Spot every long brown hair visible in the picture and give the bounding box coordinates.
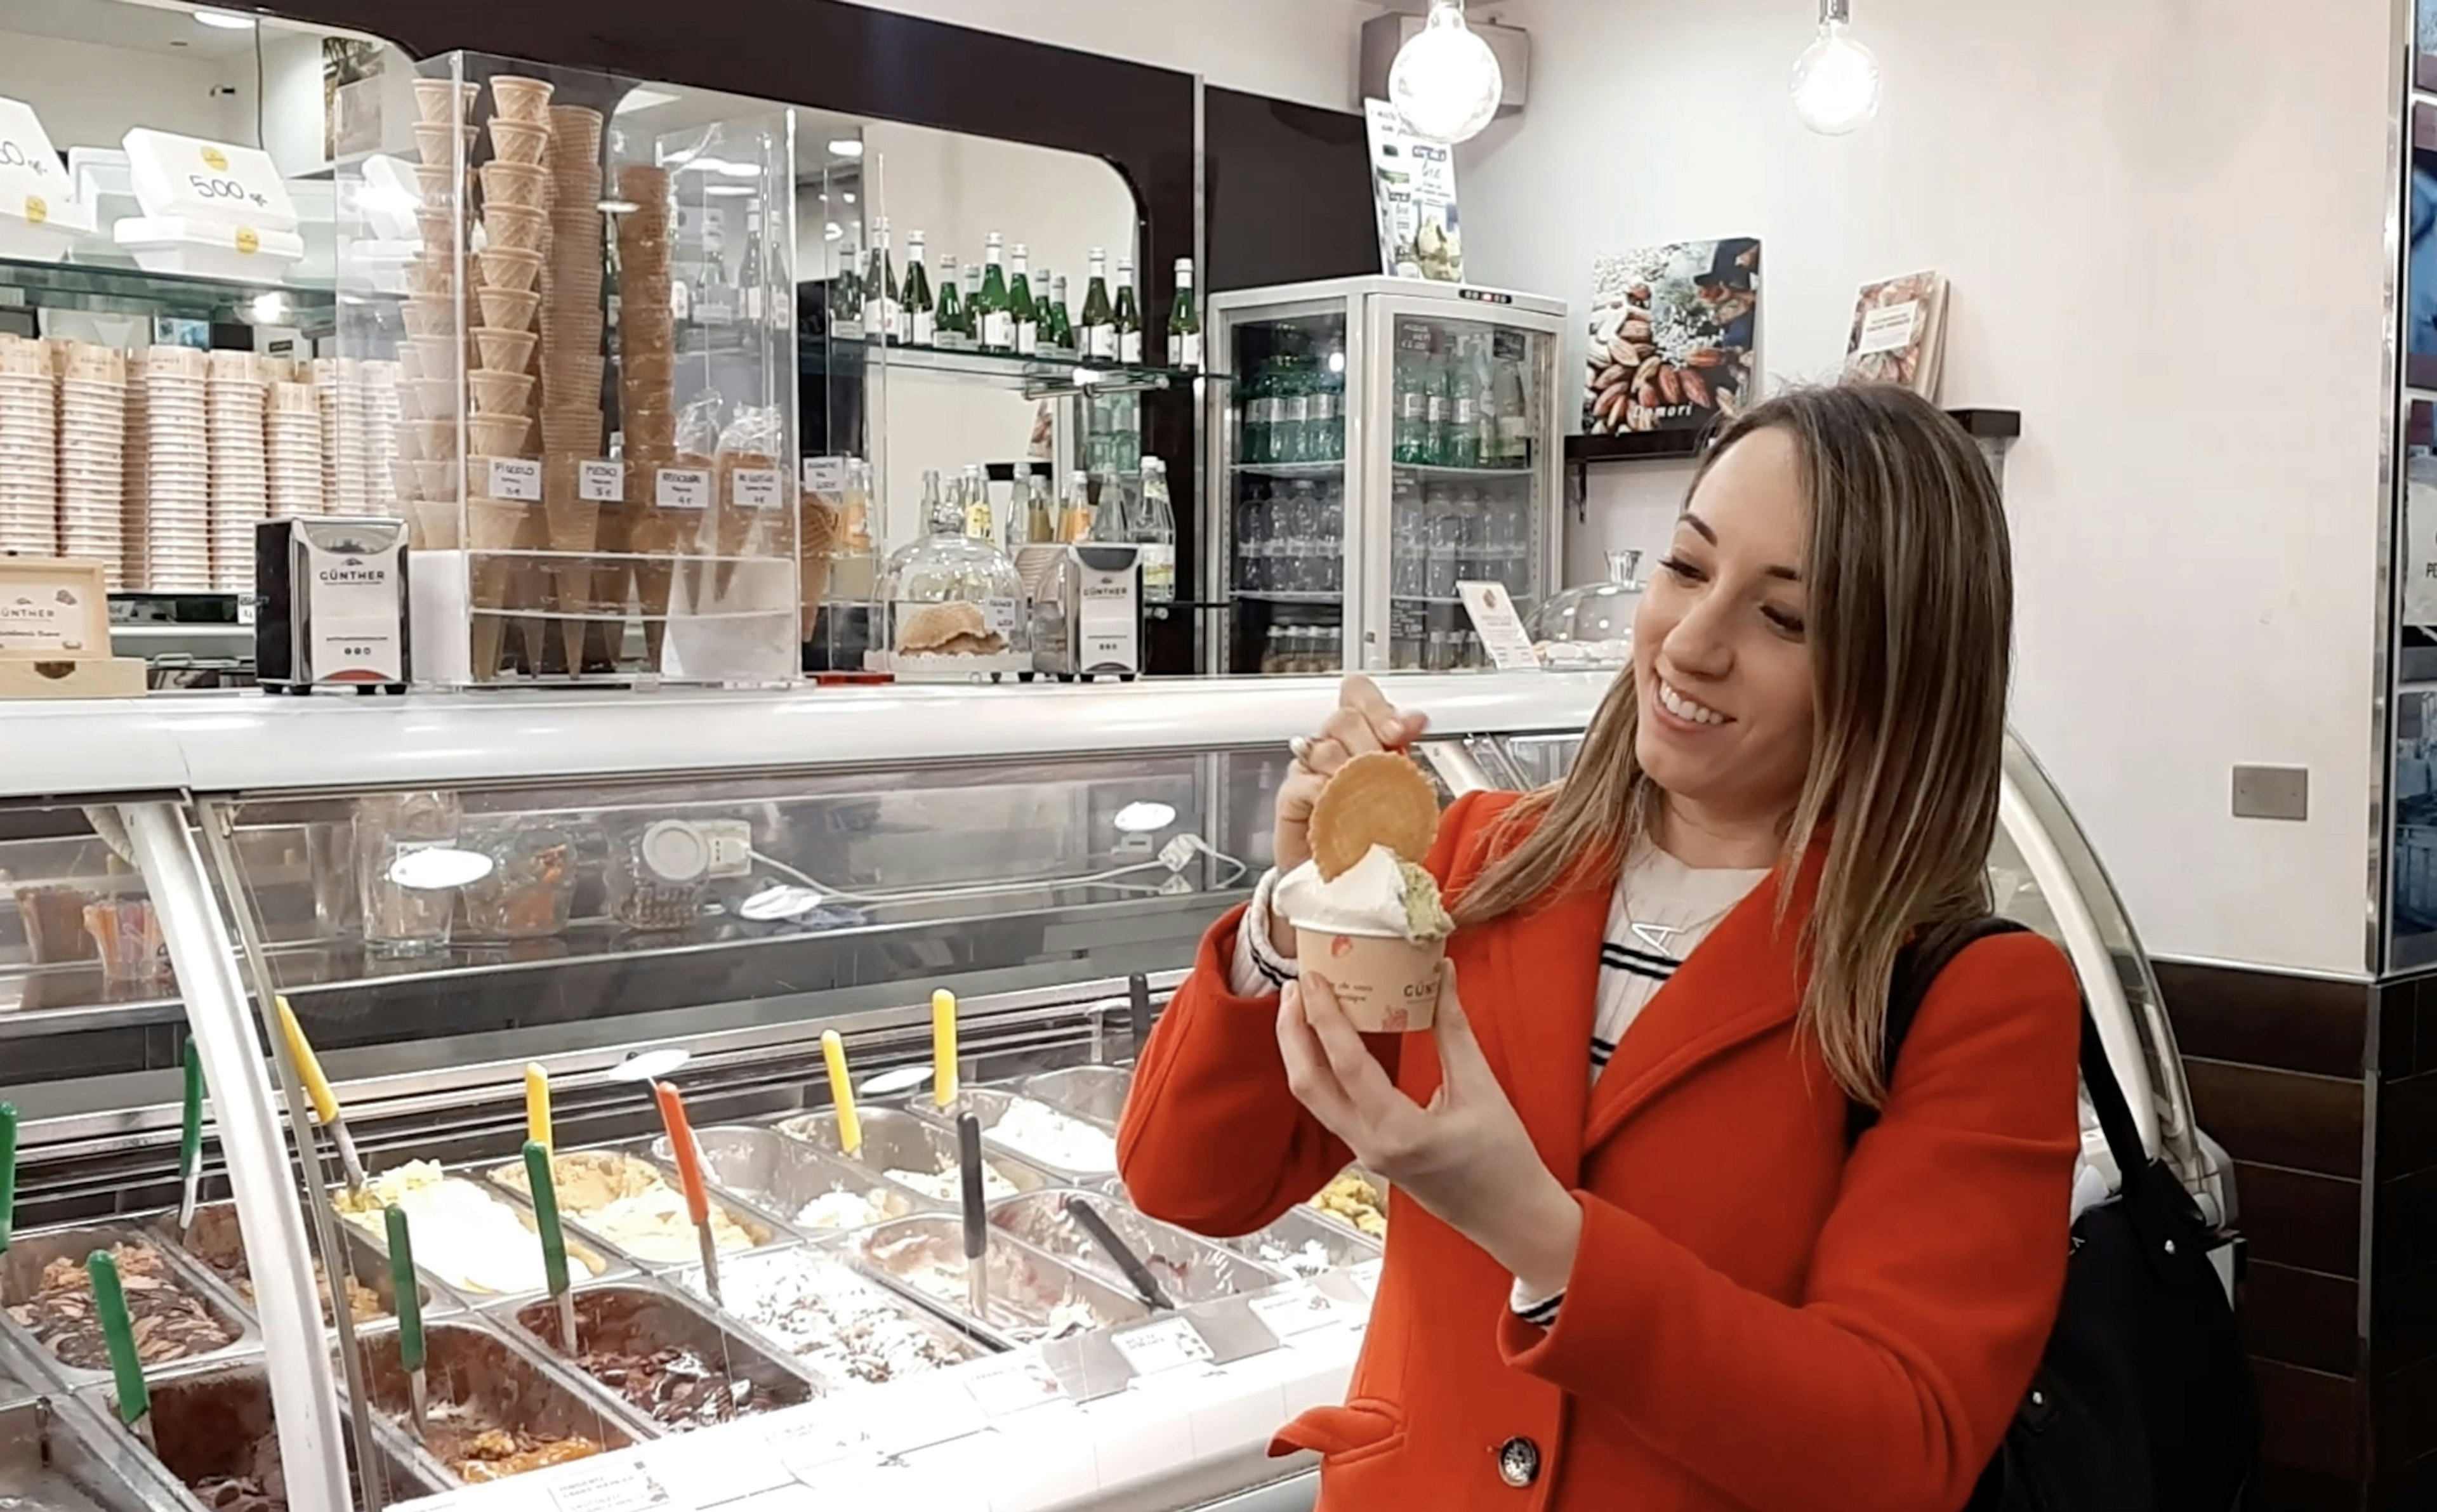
[1455,385,2013,1106]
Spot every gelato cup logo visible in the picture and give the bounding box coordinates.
[234,227,260,255]
[1331,933,1357,959]
[201,146,229,171]
[22,195,44,225]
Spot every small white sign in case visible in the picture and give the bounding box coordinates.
[656,468,711,510]
[489,457,542,503]
[579,459,624,503]
[731,466,784,511]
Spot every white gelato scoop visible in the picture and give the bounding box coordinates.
[1276,843,1453,944]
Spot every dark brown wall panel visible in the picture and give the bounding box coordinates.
[1205,88,1378,294]
[2241,1162,2363,1277]
[2384,1068,2437,1175]
[2253,1359,2364,1482]
[2156,959,2370,1077]
[2184,1059,2365,1178]
[2244,1260,2364,1376]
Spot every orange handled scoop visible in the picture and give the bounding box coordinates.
[653,1079,721,1303]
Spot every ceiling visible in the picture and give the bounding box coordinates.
[0,0,338,60]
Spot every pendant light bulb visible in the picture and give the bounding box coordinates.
[1390,0,1504,145]
[1790,0,1881,136]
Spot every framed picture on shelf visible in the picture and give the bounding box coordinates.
[1582,237,1759,436]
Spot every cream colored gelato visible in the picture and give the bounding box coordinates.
[336,1160,602,1296]
[492,1151,760,1264]
[1276,843,1452,944]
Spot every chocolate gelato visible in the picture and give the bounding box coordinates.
[5,1242,235,1371]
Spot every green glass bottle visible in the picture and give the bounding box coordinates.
[976,232,1013,354]
[1079,248,1116,361]
[1045,274,1075,355]
[934,254,963,345]
[901,230,935,346]
[1114,257,1142,365]
[1168,257,1201,371]
[1009,242,1038,357]
[862,218,899,345]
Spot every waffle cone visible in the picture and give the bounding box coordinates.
[1308,752,1443,882]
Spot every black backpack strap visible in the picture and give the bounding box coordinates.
[1847,916,2031,1145]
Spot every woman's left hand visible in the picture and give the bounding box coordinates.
[1279,963,1583,1295]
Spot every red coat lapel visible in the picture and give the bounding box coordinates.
[1481,880,1606,1188]
[1580,838,1824,1152]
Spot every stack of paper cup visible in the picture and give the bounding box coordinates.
[616,162,677,668]
[541,104,607,673]
[205,349,267,593]
[136,345,210,591]
[55,342,127,585]
[267,381,322,518]
[362,359,403,515]
[406,79,474,557]
[121,357,149,588]
[0,336,56,556]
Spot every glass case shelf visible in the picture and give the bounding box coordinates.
[0,254,336,327]
[1232,460,1344,478]
[804,339,1224,397]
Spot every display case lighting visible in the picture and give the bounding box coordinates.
[703,183,753,198]
[715,161,760,179]
[193,10,256,29]
[827,138,864,159]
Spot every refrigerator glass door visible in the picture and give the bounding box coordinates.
[1362,299,1561,673]
[1220,299,1352,674]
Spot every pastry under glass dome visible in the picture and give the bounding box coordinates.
[1530,549,1642,669]
[880,474,1029,678]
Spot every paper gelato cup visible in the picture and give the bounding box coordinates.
[1293,926,1445,1033]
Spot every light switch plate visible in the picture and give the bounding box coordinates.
[2231,765,2308,822]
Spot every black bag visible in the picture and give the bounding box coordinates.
[1851,917,2260,1512]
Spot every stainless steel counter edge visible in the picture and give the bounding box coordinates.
[0,673,1613,802]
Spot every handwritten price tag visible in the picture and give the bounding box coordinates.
[1248,1283,1349,1339]
[731,466,784,511]
[801,456,849,495]
[545,1458,683,1512]
[1345,1258,1383,1299]
[960,1352,1066,1417]
[656,468,711,510]
[579,459,623,503]
[1111,1315,1216,1378]
[487,457,541,502]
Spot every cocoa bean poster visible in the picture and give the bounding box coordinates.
[1583,238,1759,435]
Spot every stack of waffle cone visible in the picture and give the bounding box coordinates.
[541,105,608,674]
[466,71,555,681]
[800,492,840,645]
[616,163,677,667]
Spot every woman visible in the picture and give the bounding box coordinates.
[1118,385,2082,1512]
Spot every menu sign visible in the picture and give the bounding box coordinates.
[1364,99,1462,283]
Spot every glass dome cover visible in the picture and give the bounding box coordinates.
[1530,549,1642,667]
[882,475,1029,666]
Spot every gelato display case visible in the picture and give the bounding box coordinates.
[0,674,2228,1512]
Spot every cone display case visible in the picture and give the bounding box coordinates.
[334,52,800,686]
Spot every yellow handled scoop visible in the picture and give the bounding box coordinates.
[932,989,959,1111]
[821,1031,861,1159]
[275,996,366,1190]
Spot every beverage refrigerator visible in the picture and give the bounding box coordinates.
[1204,277,1568,675]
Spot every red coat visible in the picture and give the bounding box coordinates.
[1118,791,2082,1512]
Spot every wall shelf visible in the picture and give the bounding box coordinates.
[1564,406,2022,510]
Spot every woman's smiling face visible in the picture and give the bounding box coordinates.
[1632,425,1818,830]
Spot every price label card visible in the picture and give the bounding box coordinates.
[960,1352,1067,1417]
[648,1435,792,1506]
[235,596,257,627]
[1248,1283,1351,1339]
[1345,1258,1384,1299]
[1111,1315,1216,1378]
[732,466,784,511]
[656,468,711,510]
[580,459,624,503]
[863,1373,987,1456]
[488,457,542,502]
[122,127,297,230]
[1458,579,1541,671]
[764,1416,869,1483]
[801,456,849,496]
[546,1457,685,1512]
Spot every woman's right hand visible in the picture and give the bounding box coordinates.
[1275,675,1429,877]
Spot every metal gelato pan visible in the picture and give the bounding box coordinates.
[329,1163,621,1304]
[159,1203,439,1328]
[910,1086,1121,1185]
[651,1127,933,1236]
[506,1282,822,1436]
[669,1247,987,1391]
[1018,1065,1134,1127]
[483,1148,778,1270]
[95,1361,442,1512]
[352,1318,633,1487]
[0,1395,163,1512]
[775,1108,1055,1206]
[0,1225,255,1388]
[1218,1207,1380,1278]
[853,1214,1152,1347]
[988,1191,1284,1306]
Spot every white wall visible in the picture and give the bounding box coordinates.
[840,0,1389,112]
[1459,0,2393,976]
[0,29,248,151]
